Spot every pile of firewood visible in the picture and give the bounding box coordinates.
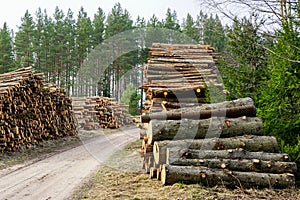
[139,43,296,189]
[140,43,224,113]
[72,96,134,129]
[0,67,77,152]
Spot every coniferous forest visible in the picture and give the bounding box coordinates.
[0,1,299,180]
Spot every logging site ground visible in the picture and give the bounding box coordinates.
[0,126,299,200]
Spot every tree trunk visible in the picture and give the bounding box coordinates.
[166,149,291,165]
[141,97,254,123]
[141,105,255,123]
[147,117,263,144]
[161,164,295,189]
[153,135,279,165]
[170,158,297,174]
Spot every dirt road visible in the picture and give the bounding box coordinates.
[0,127,139,200]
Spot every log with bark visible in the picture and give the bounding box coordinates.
[147,117,264,144]
[161,164,295,189]
[166,148,291,165]
[153,135,279,165]
[141,97,255,123]
[170,158,297,174]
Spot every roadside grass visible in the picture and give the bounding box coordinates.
[71,139,300,200]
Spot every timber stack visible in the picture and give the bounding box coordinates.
[94,96,134,129]
[72,96,100,130]
[0,67,77,152]
[72,96,134,130]
[139,43,296,189]
[140,43,223,113]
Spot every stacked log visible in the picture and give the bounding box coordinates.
[72,96,134,129]
[0,67,77,152]
[140,98,296,188]
[72,97,100,130]
[94,96,134,129]
[139,43,296,189]
[140,43,224,113]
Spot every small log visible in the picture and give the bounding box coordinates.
[166,148,291,165]
[161,164,295,189]
[153,135,279,165]
[147,117,263,144]
[170,158,297,174]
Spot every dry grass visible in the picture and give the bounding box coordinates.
[71,139,300,200]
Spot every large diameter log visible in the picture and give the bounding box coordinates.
[141,97,254,123]
[166,148,291,165]
[147,117,263,144]
[161,164,295,189]
[171,158,297,174]
[141,105,255,123]
[153,135,279,165]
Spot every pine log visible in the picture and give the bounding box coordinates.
[170,158,297,174]
[141,105,255,123]
[147,117,263,144]
[166,148,291,165]
[153,135,279,165]
[142,97,254,123]
[161,164,295,189]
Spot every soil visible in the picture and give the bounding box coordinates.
[0,126,139,200]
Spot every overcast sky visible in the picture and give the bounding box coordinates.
[0,0,204,30]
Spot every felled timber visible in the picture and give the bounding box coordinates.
[161,164,295,189]
[0,67,77,152]
[147,117,264,144]
[153,135,279,165]
[166,149,291,165]
[169,158,297,174]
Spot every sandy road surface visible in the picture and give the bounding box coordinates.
[0,127,139,200]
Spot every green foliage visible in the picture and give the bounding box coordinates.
[15,10,35,67]
[219,15,268,100]
[120,84,141,115]
[120,84,136,105]
[0,23,15,72]
[258,26,300,145]
[129,89,141,116]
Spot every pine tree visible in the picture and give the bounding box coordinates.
[15,10,35,67]
[92,7,105,46]
[104,3,133,99]
[0,22,14,73]
[182,13,198,42]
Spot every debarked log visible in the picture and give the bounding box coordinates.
[153,135,279,165]
[161,164,295,189]
[170,158,297,174]
[147,117,263,144]
[166,148,291,165]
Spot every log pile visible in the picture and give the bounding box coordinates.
[139,43,296,189]
[72,96,100,130]
[94,97,134,129]
[140,43,224,113]
[72,96,134,130]
[0,67,77,152]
